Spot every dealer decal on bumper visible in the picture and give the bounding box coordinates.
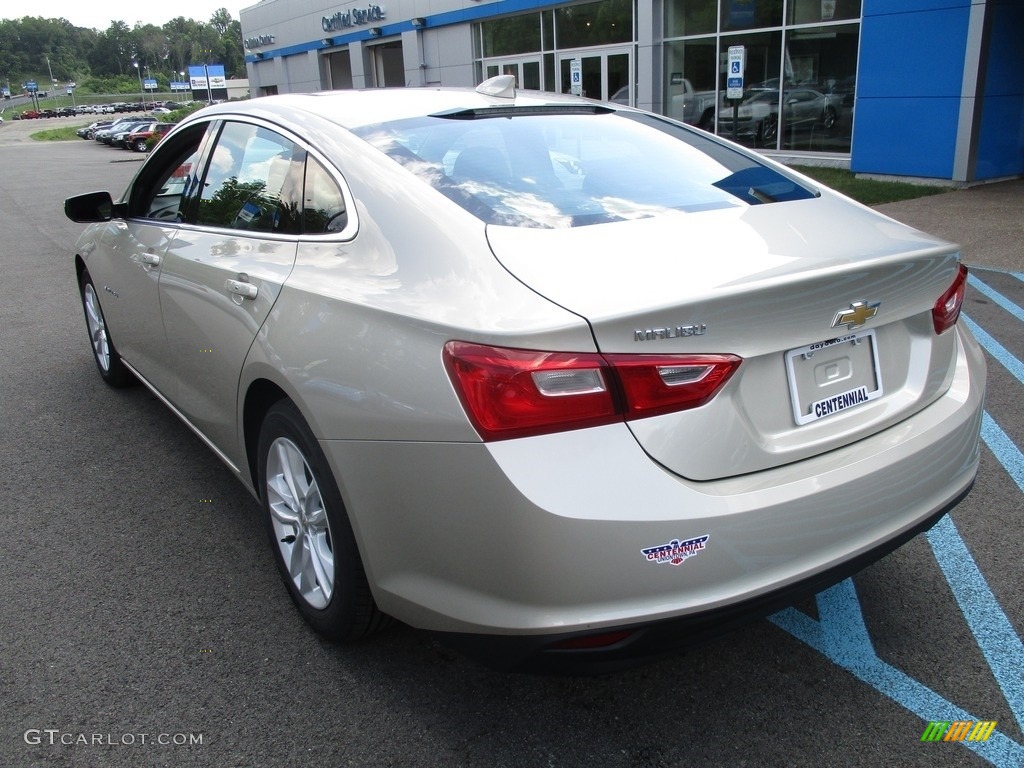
[641,535,709,566]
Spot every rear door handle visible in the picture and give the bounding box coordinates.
[225,278,258,300]
[140,252,162,267]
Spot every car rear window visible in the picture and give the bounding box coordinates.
[353,110,817,228]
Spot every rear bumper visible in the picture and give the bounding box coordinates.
[321,324,985,668]
[438,481,972,674]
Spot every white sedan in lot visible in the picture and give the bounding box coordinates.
[64,76,984,672]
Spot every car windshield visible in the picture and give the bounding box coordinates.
[354,110,816,228]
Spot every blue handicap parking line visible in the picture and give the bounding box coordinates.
[969,274,1024,324]
[962,315,1024,385]
[770,580,1024,767]
[927,515,1024,734]
[771,270,1024,766]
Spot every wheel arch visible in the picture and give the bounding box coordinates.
[242,378,290,496]
[75,254,87,286]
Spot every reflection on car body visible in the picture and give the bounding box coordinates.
[64,76,984,673]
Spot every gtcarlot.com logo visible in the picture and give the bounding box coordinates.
[24,730,204,747]
[920,720,997,742]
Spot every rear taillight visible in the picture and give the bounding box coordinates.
[932,263,968,334]
[443,341,741,441]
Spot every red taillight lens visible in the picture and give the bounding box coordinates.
[605,353,742,419]
[444,341,741,441]
[932,263,968,334]
[442,343,619,440]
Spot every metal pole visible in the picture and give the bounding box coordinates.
[135,62,144,108]
[46,56,56,108]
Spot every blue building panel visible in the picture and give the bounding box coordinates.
[975,96,1024,180]
[974,2,1024,179]
[851,97,959,178]
[853,1,971,178]
[856,7,969,99]
[981,2,1024,97]
[864,0,970,15]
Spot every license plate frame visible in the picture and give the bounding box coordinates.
[785,329,882,426]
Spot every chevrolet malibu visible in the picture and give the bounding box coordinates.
[64,77,985,672]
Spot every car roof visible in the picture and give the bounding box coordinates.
[188,84,611,132]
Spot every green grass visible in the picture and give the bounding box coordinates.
[30,124,92,142]
[791,165,950,206]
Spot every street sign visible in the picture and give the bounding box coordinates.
[25,81,37,92]
[726,46,745,100]
[570,58,582,97]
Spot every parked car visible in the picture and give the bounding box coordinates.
[64,77,984,672]
[77,121,106,139]
[95,119,147,144]
[124,121,174,152]
[109,120,153,148]
[718,88,843,146]
[665,78,725,130]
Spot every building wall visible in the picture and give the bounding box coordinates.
[974,0,1024,180]
[852,0,971,179]
[241,0,1022,183]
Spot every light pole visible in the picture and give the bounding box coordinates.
[199,49,213,103]
[133,61,144,109]
[179,71,185,100]
[45,55,57,108]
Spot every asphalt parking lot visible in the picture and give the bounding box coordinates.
[1,118,1021,768]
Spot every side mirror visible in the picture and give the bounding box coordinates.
[65,191,126,223]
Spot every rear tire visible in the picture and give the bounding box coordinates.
[258,400,388,641]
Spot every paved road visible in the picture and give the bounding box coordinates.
[1,124,1021,768]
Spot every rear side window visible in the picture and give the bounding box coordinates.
[196,122,305,234]
[355,110,816,228]
[302,157,348,234]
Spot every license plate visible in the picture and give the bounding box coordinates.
[785,330,882,425]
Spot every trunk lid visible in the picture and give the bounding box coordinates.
[485,193,963,480]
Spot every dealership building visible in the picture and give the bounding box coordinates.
[240,0,1023,184]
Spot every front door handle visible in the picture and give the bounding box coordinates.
[140,252,161,267]
[225,278,258,300]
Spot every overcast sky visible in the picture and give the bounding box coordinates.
[2,1,251,31]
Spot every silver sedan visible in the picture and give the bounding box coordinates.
[65,76,985,672]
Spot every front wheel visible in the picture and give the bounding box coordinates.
[80,269,135,387]
[258,400,388,641]
[822,106,837,131]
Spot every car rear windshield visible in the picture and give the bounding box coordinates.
[353,109,817,228]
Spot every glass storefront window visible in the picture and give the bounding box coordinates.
[715,32,783,148]
[720,0,783,31]
[788,0,862,25]
[555,0,632,48]
[783,24,858,152]
[481,14,542,58]
[664,39,719,128]
[665,0,716,38]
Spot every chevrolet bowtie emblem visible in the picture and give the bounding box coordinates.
[832,301,880,330]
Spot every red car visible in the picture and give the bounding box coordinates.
[125,121,174,152]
